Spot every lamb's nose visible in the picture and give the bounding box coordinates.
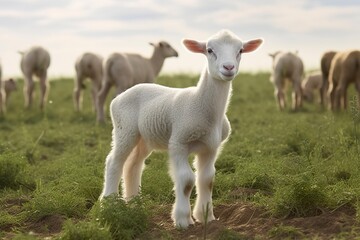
[223,64,234,71]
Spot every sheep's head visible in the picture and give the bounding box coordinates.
[4,78,17,93]
[150,41,179,58]
[183,30,263,81]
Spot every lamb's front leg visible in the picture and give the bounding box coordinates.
[169,143,195,228]
[193,150,217,223]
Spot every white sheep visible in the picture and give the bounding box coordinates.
[269,51,304,110]
[74,52,103,112]
[99,30,263,228]
[320,51,337,106]
[4,78,17,105]
[96,41,178,123]
[302,72,323,103]
[328,50,360,110]
[0,63,4,114]
[19,46,51,109]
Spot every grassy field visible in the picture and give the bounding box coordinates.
[0,72,360,239]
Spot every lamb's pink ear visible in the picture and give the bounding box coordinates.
[183,39,206,54]
[242,39,264,53]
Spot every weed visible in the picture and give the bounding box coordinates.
[215,228,249,240]
[60,220,112,240]
[268,224,304,239]
[272,175,327,217]
[0,153,25,189]
[92,195,149,240]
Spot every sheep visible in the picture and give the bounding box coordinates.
[4,78,17,104]
[19,46,51,109]
[320,51,337,106]
[0,63,3,115]
[269,51,304,110]
[96,41,179,123]
[302,72,323,103]
[99,30,263,228]
[74,52,103,112]
[328,50,360,110]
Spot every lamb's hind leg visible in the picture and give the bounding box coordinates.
[169,143,195,228]
[100,129,139,199]
[193,150,217,223]
[39,72,49,110]
[122,137,150,200]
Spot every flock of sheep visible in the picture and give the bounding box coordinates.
[0,39,359,118]
[269,50,360,111]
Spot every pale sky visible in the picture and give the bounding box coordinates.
[0,0,359,78]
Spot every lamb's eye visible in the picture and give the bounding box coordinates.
[239,48,244,54]
[207,48,213,54]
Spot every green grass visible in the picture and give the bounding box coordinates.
[0,73,360,239]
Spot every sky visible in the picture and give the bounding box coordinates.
[0,0,359,78]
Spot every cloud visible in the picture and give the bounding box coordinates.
[0,0,359,77]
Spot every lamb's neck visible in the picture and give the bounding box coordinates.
[195,68,232,121]
[150,49,165,77]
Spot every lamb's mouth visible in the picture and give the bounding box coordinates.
[221,72,235,79]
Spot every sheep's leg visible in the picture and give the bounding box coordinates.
[73,73,83,111]
[91,82,99,113]
[0,89,4,114]
[122,137,150,200]
[39,73,48,110]
[100,129,139,198]
[193,150,217,223]
[23,74,34,108]
[97,81,112,123]
[328,82,336,110]
[292,82,302,110]
[169,143,195,228]
[275,89,285,110]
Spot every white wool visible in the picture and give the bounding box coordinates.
[327,50,360,110]
[20,46,50,109]
[74,52,103,112]
[269,51,304,110]
[302,72,323,103]
[100,29,263,228]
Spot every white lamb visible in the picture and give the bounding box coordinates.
[100,30,263,228]
[74,52,103,112]
[4,78,17,104]
[19,46,51,109]
[302,72,323,103]
[96,41,178,123]
[269,51,304,110]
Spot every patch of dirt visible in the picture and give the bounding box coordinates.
[147,202,360,239]
[27,214,66,234]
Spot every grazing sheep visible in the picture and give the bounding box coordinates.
[0,64,4,114]
[302,72,323,103]
[269,51,304,110]
[96,41,179,123]
[320,51,337,106]
[99,30,263,228]
[4,78,17,104]
[19,46,51,109]
[74,52,103,112]
[328,50,360,110]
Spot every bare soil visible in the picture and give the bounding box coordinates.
[147,201,360,239]
[2,198,360,239]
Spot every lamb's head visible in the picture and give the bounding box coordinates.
[4,78,17,93]
[183,30,263,81]
[150,41,179,58]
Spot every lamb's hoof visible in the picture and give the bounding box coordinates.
[174,216,194,229]
[193,211,215,224]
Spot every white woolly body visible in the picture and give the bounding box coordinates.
[74,52,103,111]
[100,30,263,228]
[20,46,51,109]
[269,51,304,110]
